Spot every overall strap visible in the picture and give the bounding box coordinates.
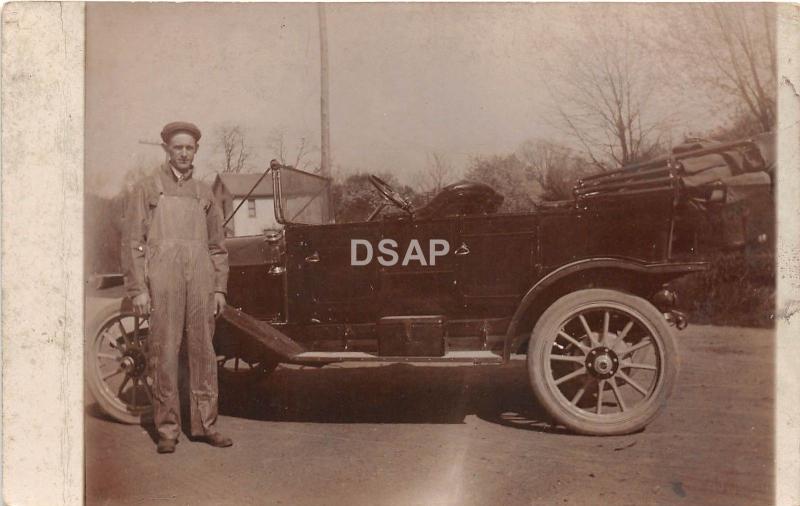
[147,171,166,241]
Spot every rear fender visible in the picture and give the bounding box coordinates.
[504,257,708,358]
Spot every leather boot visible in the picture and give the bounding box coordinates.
[194,432,233,448]
[157,438,177,454]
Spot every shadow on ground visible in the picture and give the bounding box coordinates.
[215,362,567,433]
[86,362,572,434]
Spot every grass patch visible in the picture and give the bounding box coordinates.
[672,249,775,328]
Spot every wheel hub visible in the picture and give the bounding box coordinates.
[121,348,147,377]
[585,346,619,379]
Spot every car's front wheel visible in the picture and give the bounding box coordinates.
[86,303,278,424]
[86,308,154,424]
[527,289,678,436]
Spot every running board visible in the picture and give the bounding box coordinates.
[291,350,503,364]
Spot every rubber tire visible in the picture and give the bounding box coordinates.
[86,298,277,423]
[85,300,153,424]
[527,289,679,436]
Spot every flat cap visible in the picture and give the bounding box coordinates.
[161,121,202,143]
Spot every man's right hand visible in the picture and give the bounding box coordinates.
[132,292,151,315]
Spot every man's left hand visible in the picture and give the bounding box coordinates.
[214,292,226,318]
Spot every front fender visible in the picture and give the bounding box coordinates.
[84,293,306,364]
[85,292,129,339]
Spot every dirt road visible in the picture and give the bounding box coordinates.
[85,325,773,506]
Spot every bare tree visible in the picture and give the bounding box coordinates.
[463,154,541,212]
[218,126,249,173]
[267,129,287,166]
[267,128,317,171]
[293,136,311,171]
[414,152,454,194]
[662,4,776,133]
[544,15,668,169]
[517,140,590,201]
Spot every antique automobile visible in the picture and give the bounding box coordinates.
[85,134,773,436]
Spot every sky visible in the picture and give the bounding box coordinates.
[86,3,719,197]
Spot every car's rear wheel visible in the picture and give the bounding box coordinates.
[213,318,278,391]
[216,354,277,390]
[527,289,678,436]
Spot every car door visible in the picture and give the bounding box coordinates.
[378,217,459,316]
[285,222,381,324]
[455,214,539,317]
[224,234,285,321]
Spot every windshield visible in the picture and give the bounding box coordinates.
[277,167,334,225]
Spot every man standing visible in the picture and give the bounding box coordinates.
[123,121,232,453]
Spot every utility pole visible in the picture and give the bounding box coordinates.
[318,3,331,178]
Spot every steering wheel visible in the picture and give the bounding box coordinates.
[368,175,413,215]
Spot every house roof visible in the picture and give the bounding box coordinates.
[214,167,330,198]
[216,173,274,197]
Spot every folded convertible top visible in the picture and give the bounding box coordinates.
[573,132,774,208]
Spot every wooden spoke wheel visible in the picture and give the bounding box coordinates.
[86,310,154,424]
[86,305,278,424]
[216,354,277,390]
[527,289,678,436]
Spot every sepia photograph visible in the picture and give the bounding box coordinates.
[39,2,785,504]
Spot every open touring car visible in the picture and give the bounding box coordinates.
[86,134,773,436]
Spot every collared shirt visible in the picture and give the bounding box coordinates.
[170,164,190,182]
[122,163,229,298]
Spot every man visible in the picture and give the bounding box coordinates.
[123,121,232,453]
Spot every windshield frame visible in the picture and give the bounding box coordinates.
[271,162,334,226]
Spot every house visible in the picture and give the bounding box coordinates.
[212,167,333,237]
